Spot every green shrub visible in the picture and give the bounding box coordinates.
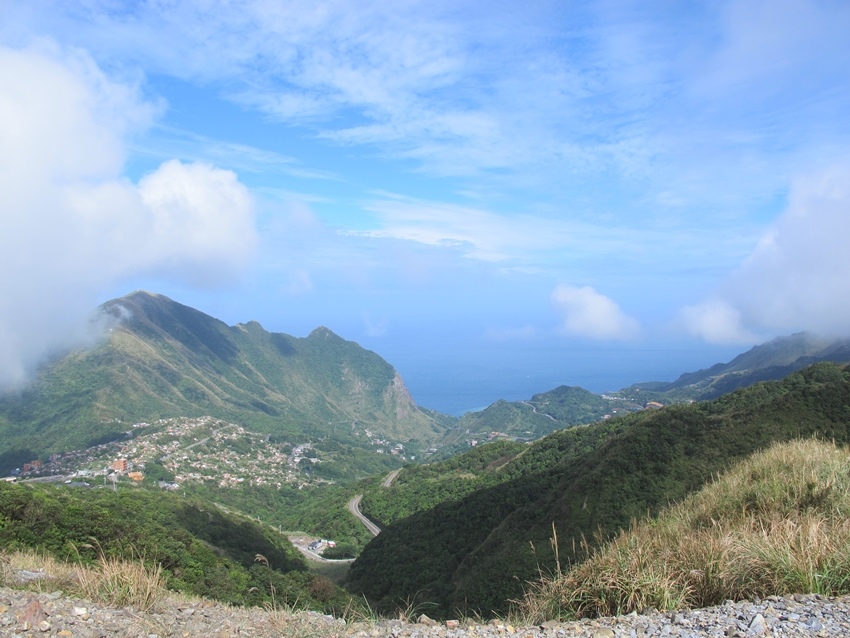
[322,543,357,560]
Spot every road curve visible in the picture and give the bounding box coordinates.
[347,494,381,536]
[520,400,557,422]
[348,468,400,536]
[382,468,401,487]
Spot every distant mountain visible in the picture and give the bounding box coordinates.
[436,385,640,455]
[0,291,451,475]
[439,333,850,451]
[347,362,850,618]
[627,332,850,400]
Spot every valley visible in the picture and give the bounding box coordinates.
[4,292,850,623]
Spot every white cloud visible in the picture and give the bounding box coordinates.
[138,127,339,180]
[357,194,649,264]
[0,43,257,388]
[678,299,758,345]
[137,160,256,281]
[9,0,850,212]
[729,163,850,334]
[679,162,850,341]
[551,284,639,341]
[0,2,686,181]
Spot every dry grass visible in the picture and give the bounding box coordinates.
[0,548,82,592]
[75,550,167,612]
[1,549,354,637]
[1,546,166,613]
[514,439,850,622]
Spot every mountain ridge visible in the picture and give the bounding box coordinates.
[449,331,850,443]
[0,291,451,475]
[347,361,850,617]
[630,331,850,399]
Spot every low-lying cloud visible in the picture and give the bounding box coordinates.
[0,43,257,389]
[681,162,850,343]
[678,299,757,345]
[551,284,639,341]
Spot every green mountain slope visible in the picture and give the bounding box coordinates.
[625,331,850,401]
[346,362,850,618]
[0,291,451,475]
[0,481,353,612]
[436,385,639,454]
[462,385,621,436]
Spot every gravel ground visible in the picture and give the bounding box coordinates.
[2,587,849,637]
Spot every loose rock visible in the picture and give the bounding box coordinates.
[4,586,850,637]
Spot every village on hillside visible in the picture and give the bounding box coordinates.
[7,416,408,489]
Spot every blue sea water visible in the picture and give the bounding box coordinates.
[385,341,745,416]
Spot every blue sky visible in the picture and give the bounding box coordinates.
[2,1,850,411]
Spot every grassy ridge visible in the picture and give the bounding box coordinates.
[517,439,850,620]
[347,362,850,618]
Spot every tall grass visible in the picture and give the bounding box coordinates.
[75,550,166,612]
[1,546,166,613]
[515,439,850,621]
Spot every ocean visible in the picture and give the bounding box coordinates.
[386,341,745,416]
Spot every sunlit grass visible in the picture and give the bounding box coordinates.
[514,439,850,621]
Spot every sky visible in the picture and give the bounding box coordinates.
[1,1,850,413]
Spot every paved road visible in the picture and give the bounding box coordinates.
[520,401,557,421]
[347,468,402,536]
[19,474,71,484]
[382,468,401,487]
[288,535,355,563]
[347,494,381,536]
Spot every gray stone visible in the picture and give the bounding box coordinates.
[746,613,767,636]
[806,617,824,631]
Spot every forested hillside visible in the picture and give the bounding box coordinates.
[0,481,354,613]
[347,362,850,618]
[517,438,850,619]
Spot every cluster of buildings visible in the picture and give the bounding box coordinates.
[38,416,328,489]
[307,539,337,553]
[7,414,414,489]
[159,424,313,489]
[362,428,407,457]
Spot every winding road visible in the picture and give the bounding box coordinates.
[346,467,401,537]
[520,401,557,421]
[347,494,381,536]
[288,535,355,563]
[382,468,401,487]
